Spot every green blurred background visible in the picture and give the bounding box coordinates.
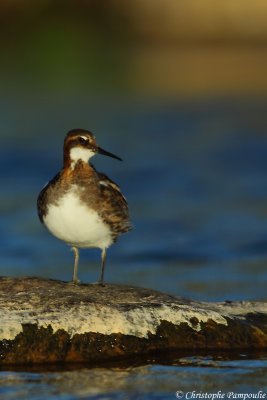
[1,0,267,101]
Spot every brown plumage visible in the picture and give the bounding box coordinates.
[37,129,131,284]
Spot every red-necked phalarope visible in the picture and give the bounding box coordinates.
[37,129,131,284]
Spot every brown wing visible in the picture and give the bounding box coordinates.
[98,172,132,238]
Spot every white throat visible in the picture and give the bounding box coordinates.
[70,147,95,167]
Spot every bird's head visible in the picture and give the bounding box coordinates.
[64,128,122,167]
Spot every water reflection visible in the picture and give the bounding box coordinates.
[0,353,266,400]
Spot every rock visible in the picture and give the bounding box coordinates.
[0,276,266,365]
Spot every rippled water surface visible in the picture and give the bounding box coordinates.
[0,353,267,400]
[1,97,267,300]
[1,96,267,398]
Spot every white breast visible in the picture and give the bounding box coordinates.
[43,189,113,249]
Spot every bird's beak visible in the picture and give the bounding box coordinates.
[97,146,122,161]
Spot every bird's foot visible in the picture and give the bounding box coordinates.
[69,279,81,285]
[91,280,106,287]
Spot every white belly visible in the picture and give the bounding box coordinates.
[43,191,113,249]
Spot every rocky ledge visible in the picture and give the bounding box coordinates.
[0,276,266,365]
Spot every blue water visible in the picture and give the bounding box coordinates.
[1,96,267,398]
[0,354,266,399]
[1,97,267,300]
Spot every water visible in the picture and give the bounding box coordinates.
[1,97,267,301]
[0,353,266,399]
[1,96,267,398]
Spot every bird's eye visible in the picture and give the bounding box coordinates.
[78,136,88,145]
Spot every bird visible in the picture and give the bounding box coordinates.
[37,128,131,284]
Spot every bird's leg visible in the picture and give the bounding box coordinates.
[71,246,80,284]
[98,248,107,286]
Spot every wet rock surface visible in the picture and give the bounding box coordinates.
[0,276,266,365]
